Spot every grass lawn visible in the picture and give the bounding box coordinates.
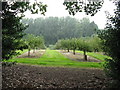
[76,51,111,61]
[7,49,103,68]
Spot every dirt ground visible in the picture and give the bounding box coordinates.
[2,64,111,89]
[60,50,101,62]
[2,50,112,89]
[17,50,45,58]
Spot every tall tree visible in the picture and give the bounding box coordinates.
[24,34,45,56]
[98,1,120,88]
[60,39,71,52]
[22,17,98,45]
[70,38,78,55]
[77,38,92,61]
[2,2,47,60]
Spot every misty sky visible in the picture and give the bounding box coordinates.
[24,0,116,29]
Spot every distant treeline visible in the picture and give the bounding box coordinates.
[22,17,99,46]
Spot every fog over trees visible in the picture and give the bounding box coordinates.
[22,17,99,46]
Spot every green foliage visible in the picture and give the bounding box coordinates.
[77,38,92,60]
[55,36,102,60]
[87,36,103,52]
[22,17,98,46]
[55,40,62,49]
[63,0,104,16]
[77,38,91,52]
[61,39,71,52]
[2,2,47,60]
[24,34,45,50]
[23,34,45,56]
[70,38,78,54]
[98,1,120,88]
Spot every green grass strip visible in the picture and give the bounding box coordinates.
[7,50,103,68]
[76,51,111,61]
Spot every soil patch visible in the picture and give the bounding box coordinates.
[2,64,111,89]
[60,50,101,62]
[17,50,45,58]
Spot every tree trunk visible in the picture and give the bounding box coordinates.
[33,48,35,53]
[28,49,30,57]
[67,48,69,52]
[83,50,87,61]
[73,49,75,55]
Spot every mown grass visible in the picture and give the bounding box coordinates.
[76,51,111,61]
[7,49,103,68]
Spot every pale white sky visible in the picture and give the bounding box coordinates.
[24,0,116,29]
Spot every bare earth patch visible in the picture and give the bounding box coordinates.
[59,50,101,62]
[2,64,111,89]
[17,50,45,58]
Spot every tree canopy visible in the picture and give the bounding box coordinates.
[2,2,47,60]
[63,0,104,16]
[55,36,102,60]
[23,34,45,56]
[22,17,98,46]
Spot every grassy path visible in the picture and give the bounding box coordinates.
[76,51,111,61]
[8,50,103,68]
